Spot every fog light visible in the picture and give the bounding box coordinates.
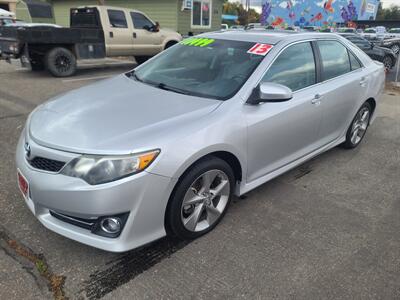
[100,217,121,234]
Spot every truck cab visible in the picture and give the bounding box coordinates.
[72,6,182,58]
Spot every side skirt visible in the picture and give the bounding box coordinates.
[237,136,346,196]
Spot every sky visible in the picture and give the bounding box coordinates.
[230,0,399,9]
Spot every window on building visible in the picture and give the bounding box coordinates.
[262,42,316,91]
[108,10,127,28]
[130,12,153,30]
[318,40,351,81]
[192,0,211,27]
[25,0,53,19]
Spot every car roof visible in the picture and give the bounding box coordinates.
[199,30,338,45]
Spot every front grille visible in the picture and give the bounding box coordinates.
[28,157,65,172]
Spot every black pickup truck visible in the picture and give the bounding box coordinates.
[0,7,105,77]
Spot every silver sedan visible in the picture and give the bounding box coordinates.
[16,31,385,252]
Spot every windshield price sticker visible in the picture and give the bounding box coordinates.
[180,38,215,47]
[247,43,273,56]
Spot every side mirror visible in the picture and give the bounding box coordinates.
[247,82,293,105]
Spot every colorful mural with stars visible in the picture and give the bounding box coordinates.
[260,0,379,27]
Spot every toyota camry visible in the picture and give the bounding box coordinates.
[16,31,385,252]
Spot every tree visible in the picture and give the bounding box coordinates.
[223,1,260,25]
[376,4,400,20]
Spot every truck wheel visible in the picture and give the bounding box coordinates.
[45,47,77,77]
[135,56,150,65]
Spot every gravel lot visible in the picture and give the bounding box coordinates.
[0,61,399,299]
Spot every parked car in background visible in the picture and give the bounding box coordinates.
[362,27,377,39]
[379,37,400,55]
[221,23,228,30]
[230,25,244,29]
[16,31,384,252]
[338,27,356,33]
[339,33,397,70]
[388,28,400,38]
[362,26,389,40]
[303,26,319,31]
[0,5,181,77]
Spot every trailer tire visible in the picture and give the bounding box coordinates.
[45,47,77,77]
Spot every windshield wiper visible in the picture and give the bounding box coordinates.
[126,71,142,82]
[156,83,190,95]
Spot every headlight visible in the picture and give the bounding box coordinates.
[61,149,160,185]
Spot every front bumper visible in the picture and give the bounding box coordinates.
[16,131,177,252]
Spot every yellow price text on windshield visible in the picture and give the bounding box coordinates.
[180,38,215,47]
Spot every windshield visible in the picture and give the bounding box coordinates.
[131,38,267,100]
[365,29,375,33]
[389,28,400,33]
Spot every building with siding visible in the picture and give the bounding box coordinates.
[50,0,223,36]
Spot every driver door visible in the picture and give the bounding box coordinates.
[129,11,163,56]
[245,42,323,182]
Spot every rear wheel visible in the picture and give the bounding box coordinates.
[382,55,393,70]
[166,157,234,240]
[342,102,371,149]
[45,47,77,77]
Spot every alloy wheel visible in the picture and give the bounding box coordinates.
[350,107,370,145]
[383,56,392,70]
[180,169,230,232]
[55,54,71,74]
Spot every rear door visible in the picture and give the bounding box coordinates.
[315,40,367,145]
[129,11,163,56]
[104,9,134,56]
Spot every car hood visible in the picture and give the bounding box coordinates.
[29,74,221,154]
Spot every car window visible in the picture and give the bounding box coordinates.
[318,40,351,81]
[389,28,400,33]
[261,42,316,91]
[108,10,127,28]
[348,51,362,71]
[130,12,153,29]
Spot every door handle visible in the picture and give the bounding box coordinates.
[311,94,323,105]
[133,32,137,38]
[109,32,114,38]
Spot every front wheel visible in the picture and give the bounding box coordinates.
[342,102,371,149]
[166,157,235,240]
[45,47,77,77]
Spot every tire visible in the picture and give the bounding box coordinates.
[45,47,77,77]
[342,102,371,149]
[166,157,235,240]
[382,55,393,70]
[135,56,150,65]
[390,43,400,55]
[164,41,177,50]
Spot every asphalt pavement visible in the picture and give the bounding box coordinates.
[0,61,399,299]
